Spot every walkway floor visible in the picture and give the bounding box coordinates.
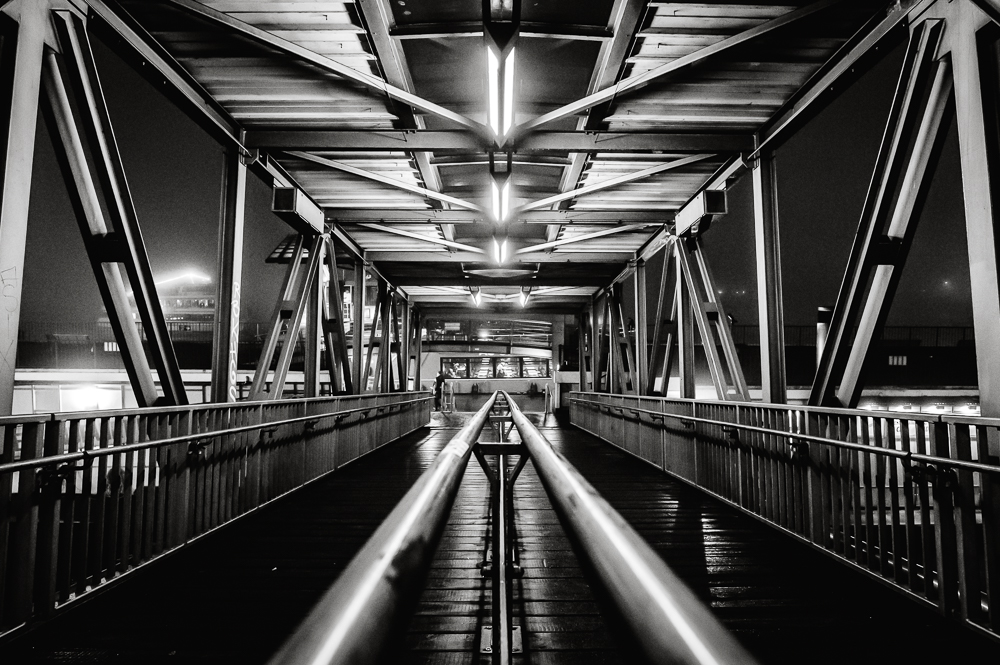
[2,415,998,664]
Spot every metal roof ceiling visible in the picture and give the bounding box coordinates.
[109,0,892,311]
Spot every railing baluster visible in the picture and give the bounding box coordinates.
[951,423,982,623]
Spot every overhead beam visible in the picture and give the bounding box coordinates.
[512,0,840,136]
[368,250,635,264]
[244,129,753,153]
[329,209,668,223]
[356,223,486,253]
[514,224,656,254]
[287,151,484,212]
[517,154,715,212]
[390,21,612,40]
[164,0,490,137]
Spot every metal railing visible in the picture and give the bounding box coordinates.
[568,392,1000,640]
[267,393,499,665]
[508,393,757,665]
[0,391,431,637]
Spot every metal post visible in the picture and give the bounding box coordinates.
[752,150,786,404]
[414,308,423,391]
[816,306,833,370]
[676,244,695,399]
[352,260,366,393]
[952,5,1000,418]
[304,244,323,397]
[211,146,247,403]
[634,259,648,395]
[0,1,46,414]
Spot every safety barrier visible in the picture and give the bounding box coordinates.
[568,392,1000,640]
[508,393,757,665]
[268,393,498,665]
[0,391,431,636]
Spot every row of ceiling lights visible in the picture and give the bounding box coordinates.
[469,285,531,307]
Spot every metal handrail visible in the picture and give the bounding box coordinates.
[0,395,433,474]
[267,392,500,665]
[506,392,758,665]
[568,396,1000,476]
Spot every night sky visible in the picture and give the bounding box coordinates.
[20,32,976,329]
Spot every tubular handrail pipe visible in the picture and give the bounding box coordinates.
[267,392,500,665]
[568,397,1000,476]
[505,392,758,665]
[0,395,433,475]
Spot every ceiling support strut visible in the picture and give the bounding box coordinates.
[45,9,186,407]
[810,19,951,408]
[0,1,46,415]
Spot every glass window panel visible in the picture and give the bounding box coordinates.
[441,358,468,378]
[494,356,520,378]
[470,357,493,379]
[522,358,549,378]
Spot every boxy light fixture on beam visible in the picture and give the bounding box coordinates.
[673,190,727,237]
[272,187,325,234]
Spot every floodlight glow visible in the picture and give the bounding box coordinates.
[487,46,500,136]
[503,48,515,135]
[470,287,482,306]
[519,287,530,307]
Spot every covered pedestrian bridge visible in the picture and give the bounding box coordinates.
[2,1,1000,663]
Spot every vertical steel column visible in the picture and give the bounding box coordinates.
[303,243,323,397]
[322,238,353,394]
[577,311,587,392]
[352,261,366,393]
[634,259,648,395]
[953,5,1000,417]
[0,2,46,414]
[752,151,787,404]
[210,146,247,403]
[400,302,410,390]
[414,308,423,390]
[588,299,598,391]
[676,244,696,399]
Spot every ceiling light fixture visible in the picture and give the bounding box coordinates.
[490,170,511,222]
[470,286,482,306]
[519,286,531,307]
[484,0,519,144]
[492,237,509,265]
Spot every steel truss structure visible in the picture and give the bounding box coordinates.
[0,0,997,418]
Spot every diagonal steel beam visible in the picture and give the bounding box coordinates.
[752,0,933,157]
[287,150,485,212]
[84,0,244,150]
[356,0,447,221]
[552,0,650,253]
[557,0,650,193]
[164,0,490,137]
[356,223,486,253]
[517,154,714,212]
[514,224,655,254]
[511,0,840,137]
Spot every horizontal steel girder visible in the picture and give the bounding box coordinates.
[328,210,670,224]
[245,130,753,153]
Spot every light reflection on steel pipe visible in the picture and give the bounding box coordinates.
[268,392,499,665]
[505,392,758,665]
